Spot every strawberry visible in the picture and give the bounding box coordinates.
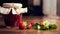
[27,23,32,29]
[31,21,36,26]
[19,21,27,29]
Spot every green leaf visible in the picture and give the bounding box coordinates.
[40,25,49,30]
[49,24,57,30]
[32,23,40,30]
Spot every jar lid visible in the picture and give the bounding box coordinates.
[0,7,27,15]
[3,3,22,8]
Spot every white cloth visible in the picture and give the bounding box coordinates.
[0,7,28,15]
[12,8,28,15]
[0,3,27,15]
[3,3,22,8]
[0,7,11,14]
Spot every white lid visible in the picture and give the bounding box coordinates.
[3,3,22,8]
[12,8,28,15]
[0,3,28,15]
[0,7,28,15]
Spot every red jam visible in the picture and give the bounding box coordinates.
[3,9,22,27]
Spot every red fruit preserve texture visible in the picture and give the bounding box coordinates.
[3,9,22,27]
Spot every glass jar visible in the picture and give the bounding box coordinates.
[3,9,22,27]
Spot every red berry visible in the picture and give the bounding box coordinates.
[19,21,27,29]
[31,21,36,26]
[27,23,32,29]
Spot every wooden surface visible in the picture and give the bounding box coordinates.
[0,16,60,34]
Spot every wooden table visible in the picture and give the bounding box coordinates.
[0,20,60,34]
[0,16,60,34]
[0,28,59,34]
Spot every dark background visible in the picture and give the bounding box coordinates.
[0,0,44,16]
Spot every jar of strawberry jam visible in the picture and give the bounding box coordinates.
[3,9,22,27]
